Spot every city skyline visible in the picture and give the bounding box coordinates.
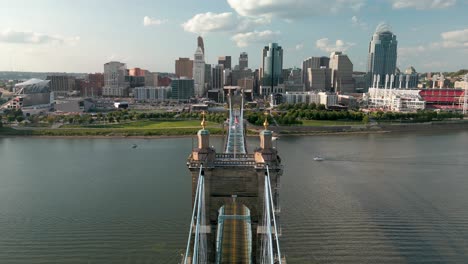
[0,0,467,73]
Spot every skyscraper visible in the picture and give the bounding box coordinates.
[307,68,332,91]
[102,61,128,97]
[175,58,193,78]
[302,56,330,89]
[261,43,283,86]
[204,64,212,90]
[193,47,205,97]
[197,36,205,54]
[104,61,126,88]
[218,56,231,70]
[239,52,248,70]
[330,52,354,93]
[367,23,398,86]
[171,78,194,101]
[211,64,224,89]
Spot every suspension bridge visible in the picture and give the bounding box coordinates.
[183,89,285,263]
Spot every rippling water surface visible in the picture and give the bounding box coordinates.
[1,131,468,263]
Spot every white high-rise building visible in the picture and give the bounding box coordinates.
[103,61,128,97]
[104,61,126,88]
[193,47,205,97]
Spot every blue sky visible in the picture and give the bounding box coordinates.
[0,0,467,73]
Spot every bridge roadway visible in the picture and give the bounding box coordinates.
[184,88,283,263]
[219,202,251,264]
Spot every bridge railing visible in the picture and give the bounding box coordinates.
[187,160,261,168]
[214,160,257,166]
[215,153,253,159]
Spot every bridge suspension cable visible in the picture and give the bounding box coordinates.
[260,165,282,264]
[183,166,207,264]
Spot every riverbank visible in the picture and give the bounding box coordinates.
[1,120,467,139]
[268,120,468,136]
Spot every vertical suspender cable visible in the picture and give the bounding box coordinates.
[266,166,282,264]
[184,165,203,264]
[193,174,204,264]
[265,176,274,264]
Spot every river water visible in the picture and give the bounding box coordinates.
[1,131,468,263]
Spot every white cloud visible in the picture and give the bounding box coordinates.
[398,45,428,56]
[143,16,168,26]
[421,60,449,69]
[316,38,354,53]
[182,12,267,34]
[0,29,79,45]
[295,43,304,51]
[401,28,468,53]
[440,28,468,48]
[232,30,280,47]
[390,0,456,9]
[351,16,367,30]
[227,0,365,19]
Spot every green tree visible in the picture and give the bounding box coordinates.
[362,115,369,124]
[47,116,55,125]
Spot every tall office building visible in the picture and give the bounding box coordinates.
[231,68,253,86]
[193,47,205,97]
[330,52,354,93]
[287,67,302,85]
[102,61,128,96]
[223,69,232,86]
[307,68,332,91]
[302,56,330,89]
[87,73,104,96]
[197,36,205,54]
[204,64,212,90]
[218,56,231,70]
[144,71,159,87]
[261,43,283,86]
[46,75,76,96]
[171,78,194,101]
[211,65,224,89]
[103,61,126,87]
[239,52,248,70]
[175,58,193,78]
[367,23,398,86]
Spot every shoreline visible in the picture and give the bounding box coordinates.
[1,124,466,139]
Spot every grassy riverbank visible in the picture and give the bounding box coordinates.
[300,120,364,126]
[2,119,467,138]
[1,120,224,137]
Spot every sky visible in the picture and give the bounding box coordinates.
[0,0,467,74]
